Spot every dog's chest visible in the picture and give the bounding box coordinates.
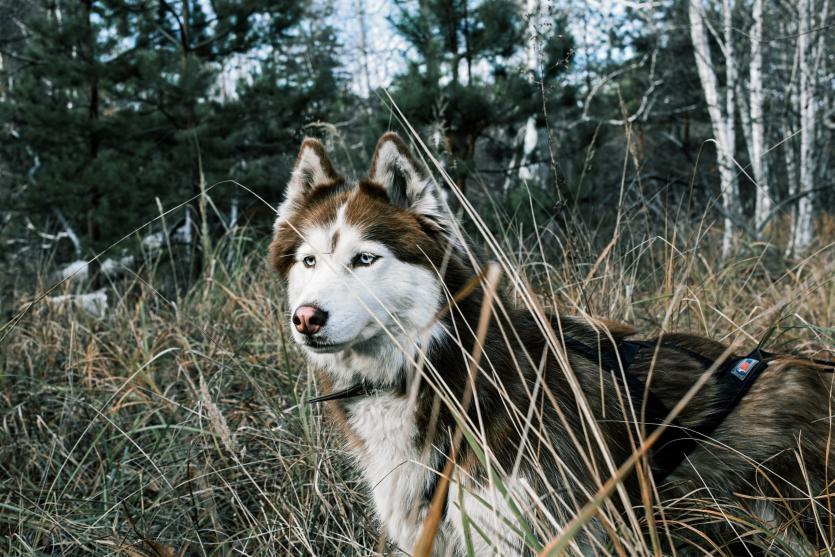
[346,395,430,549]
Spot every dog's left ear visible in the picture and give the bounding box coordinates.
[367,132,443,218]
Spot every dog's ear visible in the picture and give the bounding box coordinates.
[275,138,341,226]
[367,132,443,218]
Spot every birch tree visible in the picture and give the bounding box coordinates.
[354,0,374,101]
[689,0,740,257]
[789,0,822,253]
[517,0,541,184]
[748,0,771,233]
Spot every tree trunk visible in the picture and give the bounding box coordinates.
[83,0,101,244]
[749,0,771,233]
[689,0,740,258]
[783,121,799,250]
[354,0,374,100]
[811,0,830,197]
[447,2,459,87]
[463,0,472,85]
[722,0,737,209]
[791,0,816,253]
[517,0,541,185]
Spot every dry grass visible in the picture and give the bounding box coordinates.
[0,236,386,556]
[0,189,833,556]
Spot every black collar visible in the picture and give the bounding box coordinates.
[306,382,384,404]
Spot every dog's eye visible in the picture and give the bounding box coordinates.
[352,252,379,267]
[302,255,316,268]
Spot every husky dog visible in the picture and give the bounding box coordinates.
[269,133,834,555]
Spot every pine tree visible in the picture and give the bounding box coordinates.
[210,2,350,207]
[1,1,124,246]
[0,0,343,254]
[388,0,525,194]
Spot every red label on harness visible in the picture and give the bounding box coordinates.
[731,358,757,380]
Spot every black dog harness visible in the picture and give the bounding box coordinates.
[563,337,772,481]
[307,337,833,482]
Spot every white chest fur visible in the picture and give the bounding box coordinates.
[342,395,529,556]
[346,395,430,551]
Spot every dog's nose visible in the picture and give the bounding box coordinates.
[292,305,328,335]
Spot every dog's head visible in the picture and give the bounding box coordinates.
[270,133,455,368]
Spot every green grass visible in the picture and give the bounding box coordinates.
[1,204,833,555]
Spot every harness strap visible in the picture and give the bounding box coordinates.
[570,337,773,481]
[651,348,770,472]
[562,336,689,479]
[561,336,675,434]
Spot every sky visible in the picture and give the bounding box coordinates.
[330,0,409,95]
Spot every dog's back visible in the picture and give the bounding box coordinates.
[495,309,835,549]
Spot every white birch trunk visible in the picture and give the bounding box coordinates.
[749,0,771,232]
[517,0,541,183]
[737,89,754,180]
[791,0,816,252]
[781,16,800,255]
[502,149,519,193]
[722,0,738,213]
[689,0,739,258]
[783,119,799,255]
[229,192,239,229]
[354,0,373,101]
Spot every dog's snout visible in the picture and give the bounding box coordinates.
[293,305,328,335]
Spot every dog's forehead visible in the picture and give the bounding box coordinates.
[296,183,394,235]
[301,202,369,254]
